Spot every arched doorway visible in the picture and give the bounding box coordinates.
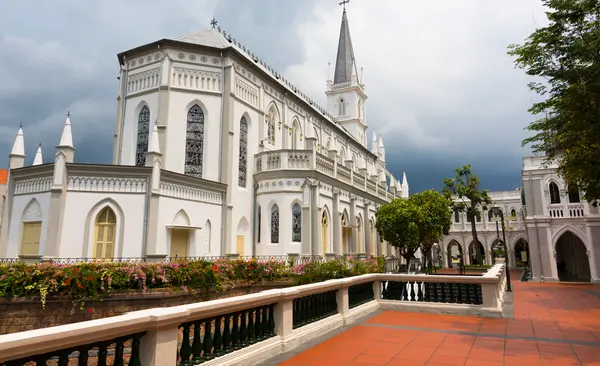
[341,211,350,253]
[447,240,462,268]
[555,231,591,282]
[469,241,486,265]
[490,239,505,264]
[514,238,529,267]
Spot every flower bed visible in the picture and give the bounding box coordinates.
[0,257,385,310]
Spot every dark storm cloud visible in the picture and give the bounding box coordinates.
[0,0,545,193]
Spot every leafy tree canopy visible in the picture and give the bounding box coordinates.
[508,0,600,203]
[442,165,493,215]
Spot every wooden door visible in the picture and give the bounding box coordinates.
[236,235,245,256]
[342,229,348,253]
[21,222,42,256]
[170,229,189,259]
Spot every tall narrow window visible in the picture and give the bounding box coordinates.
[271,204,279,243]
[488,210,493,222]
[454,210,460,223]
[510,209,517,218]
[322,212,329,254]
[291,121,299,149]
[338,97,345,116]
[94,207,117,259]
[568,185,581,203]
[266,107,275,145]
[136,106,150,166]
[185,104,204,178]
[238,117,248,187]
[257,207,261,243]
[292,203,301,242]
[549,182,561,204]
[476,212,481,222]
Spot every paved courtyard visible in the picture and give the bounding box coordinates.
[277,276,600,366]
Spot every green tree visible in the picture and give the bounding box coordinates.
[375,198,420,264]
[410,190,453,274]
[508,0,600,203]
[375,191,452,273]
[443,165,493,265]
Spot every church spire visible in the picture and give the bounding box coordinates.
[33,143,43,166]
[333,6,359,85]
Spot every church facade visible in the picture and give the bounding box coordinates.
[522,155,600,283]
[0,10,406,261]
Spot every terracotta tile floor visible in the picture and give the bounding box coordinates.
[278,276,600,366]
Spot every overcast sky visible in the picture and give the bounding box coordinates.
[0,0,548,193]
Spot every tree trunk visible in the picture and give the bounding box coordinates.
[470,204,482,265]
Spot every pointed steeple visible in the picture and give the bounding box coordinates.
[33,143,43,166]
[145,120,162,167]
[10,125,25,157]
[333,9,359,85]
[402,171,408,186]
[371,130,377,154]
[9,124,25,169]
[58,112,74,148]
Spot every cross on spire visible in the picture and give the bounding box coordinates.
[66,111,71,118]
[210,17,218,28]
[339,0,349,10]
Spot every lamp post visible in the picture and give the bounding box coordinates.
[492,207,512,292]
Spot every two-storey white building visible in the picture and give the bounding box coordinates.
[439,189,529,269]
[0,9,406,261]
[522,155,600,283]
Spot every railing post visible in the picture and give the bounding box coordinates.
[137,307,190,366]
[275,290,296,340]
[337,279,351,318]
[372,279,381,302]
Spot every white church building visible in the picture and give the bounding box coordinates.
[0,9,406,261]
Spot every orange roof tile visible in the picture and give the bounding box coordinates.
[0,169,8,185]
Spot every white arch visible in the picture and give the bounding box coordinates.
[83,198,125,258]
[185,99,209,120]
[204,219,212,254]
[172,209,191,226]
[21,198,42,222]
[552,225,590,252]
[237,216,250,234]
[321,205,332,253]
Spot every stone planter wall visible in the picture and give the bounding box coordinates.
[0,281,294,335]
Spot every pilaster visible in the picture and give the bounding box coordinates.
[43,154,69,258]
[349,194,357,253]
[220,65,234,255]
[333,189,341,254]
[310,181,320,255]
[363,201,371,255]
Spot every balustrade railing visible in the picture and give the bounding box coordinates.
[547,203,588,218]
[0,265,507,366]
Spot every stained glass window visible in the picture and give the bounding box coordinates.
[238,117,248,187]
[292,203,301,242]
[549,182,560,204]
[135,106,150,166]
[266,108,275,145]
[185,105,204,178]
[271,204,279,243]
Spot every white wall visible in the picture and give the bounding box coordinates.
[61,192,146,258]
[256,191,303,256]
[6,193,51,257]
[156,196,222,257]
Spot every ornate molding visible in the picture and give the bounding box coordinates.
[68,176,147,193]
[173,67,221,79]
[128,67,160,82]
[159,182,223,205]
[14,176,53,195]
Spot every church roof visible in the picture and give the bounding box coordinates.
[333,10,359,85]
[172,29,229,49]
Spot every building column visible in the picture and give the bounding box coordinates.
[332,189,341,255]
[310,181,320,256]
[220,65,235,255]
[363,201,371,255]
[349,194,357,253]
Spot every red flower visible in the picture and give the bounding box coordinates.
[87,308,94,314]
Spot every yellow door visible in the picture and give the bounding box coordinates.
[342,229,348,253]
[21,222,42,256]
[170,229,189,259]
[236,235,245,256]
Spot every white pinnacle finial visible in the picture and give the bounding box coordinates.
[10,124,25,157]
[58,112,74,148]
[402,171,408,186]
[33,143,43,166]
[148,120,160,153]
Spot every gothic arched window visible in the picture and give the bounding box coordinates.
[271,204,279,243]
[510,209,517,218]
[94,207,117,259]
[568,185,581,203]
[549,182,561,204]
[266,107,276,145]
[238,117,248,187]
[292,203,301,242]
[135,106,150,166]
[454,210,460,223]
[185,104,205,178]
[488,209,494,222]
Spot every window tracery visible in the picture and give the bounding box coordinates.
[185,105,205,177]
[238,117,248,187]
[292,203,301,242]
[271,204,279,243]
[549,182,561,204]
[135,106,150,166]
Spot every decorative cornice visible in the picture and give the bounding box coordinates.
[68,176,147,193]
[159,182,223,205]
[14,176,53,195]
[173,67,220,79]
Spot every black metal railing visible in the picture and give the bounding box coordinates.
[177,303,276,365]
[348,282,375,309]
[381,281,483,305]
[385,257,399,272]
[292,290,338,329]
[2,332,145,366]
